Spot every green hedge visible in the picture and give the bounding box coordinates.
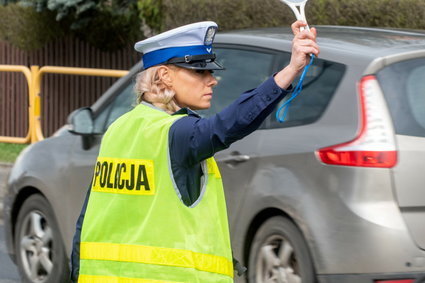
[0,0,140,51]
[309,0,425,29]
[159,0,425,31]
[1,0,425,51]
[0,4,63,50]
[160,0,290,31]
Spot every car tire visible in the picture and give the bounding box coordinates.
[14,194,70,283]
[248,216,316,283]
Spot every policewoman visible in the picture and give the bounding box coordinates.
[71,20,319,282]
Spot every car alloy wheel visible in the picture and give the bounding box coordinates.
[14,194,69,283]
[18,210,53,282]
[256,234,301,283]
[248,216,315,283]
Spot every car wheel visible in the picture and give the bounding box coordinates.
[14,194,69,283]
[248,216,315,283]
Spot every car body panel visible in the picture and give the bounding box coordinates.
[393,135,425,250]
[364,50,425,75]
[4,134,76,260]
[63,135,101,255]
[369,52,425,251]
[227,131,425,274]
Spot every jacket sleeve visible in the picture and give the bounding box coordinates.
[169,76,290,166]
[70,183,92,282]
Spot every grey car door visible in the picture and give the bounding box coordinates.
[200,46,280,228]
[66,82,135,244]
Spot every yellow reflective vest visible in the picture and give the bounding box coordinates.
[78,103,234,283]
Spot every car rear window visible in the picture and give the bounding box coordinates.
[199,47,346,130]
[267,58,346,129]
[377,58,425,137]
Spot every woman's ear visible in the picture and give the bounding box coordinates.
[157,66,173,88]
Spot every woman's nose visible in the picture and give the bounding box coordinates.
[207,73,218,87]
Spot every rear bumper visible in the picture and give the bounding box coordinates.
[318,272,425,283]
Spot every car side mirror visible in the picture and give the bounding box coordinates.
[68,108,96,150]
[68,107,94,135]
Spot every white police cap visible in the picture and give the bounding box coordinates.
[134,21,224,70]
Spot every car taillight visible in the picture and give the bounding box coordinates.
[317,75,397,168]
[374,280,415,283]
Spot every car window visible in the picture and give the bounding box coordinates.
[198,47,276,117]
[267,57,346,129]
[93,83,135,133]
[377,58,425,137]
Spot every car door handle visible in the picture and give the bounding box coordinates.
[217,152,251,164]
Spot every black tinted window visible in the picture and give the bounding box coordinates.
[267,57,346,128]
[93,83,135,133]
[377,58,425,137]
[198,47,275,117]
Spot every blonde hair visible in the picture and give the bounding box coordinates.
[134,65,181,114]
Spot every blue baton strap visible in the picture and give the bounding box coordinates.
[276,54,315,123]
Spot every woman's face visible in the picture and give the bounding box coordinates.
[169,67,218,110]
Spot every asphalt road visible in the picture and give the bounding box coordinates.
[0,163,20,282]
[0,162,10,224]
[0,223,20,282]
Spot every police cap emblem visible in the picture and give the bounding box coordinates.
[204,26,217,46]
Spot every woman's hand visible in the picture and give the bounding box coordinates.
[274,20,320,90]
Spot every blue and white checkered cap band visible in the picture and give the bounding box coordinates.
[142,44,213,69]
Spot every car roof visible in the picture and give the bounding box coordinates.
[93,25,424,113]
[215,25,425,61]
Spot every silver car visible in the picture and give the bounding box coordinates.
[4,26,425,283]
